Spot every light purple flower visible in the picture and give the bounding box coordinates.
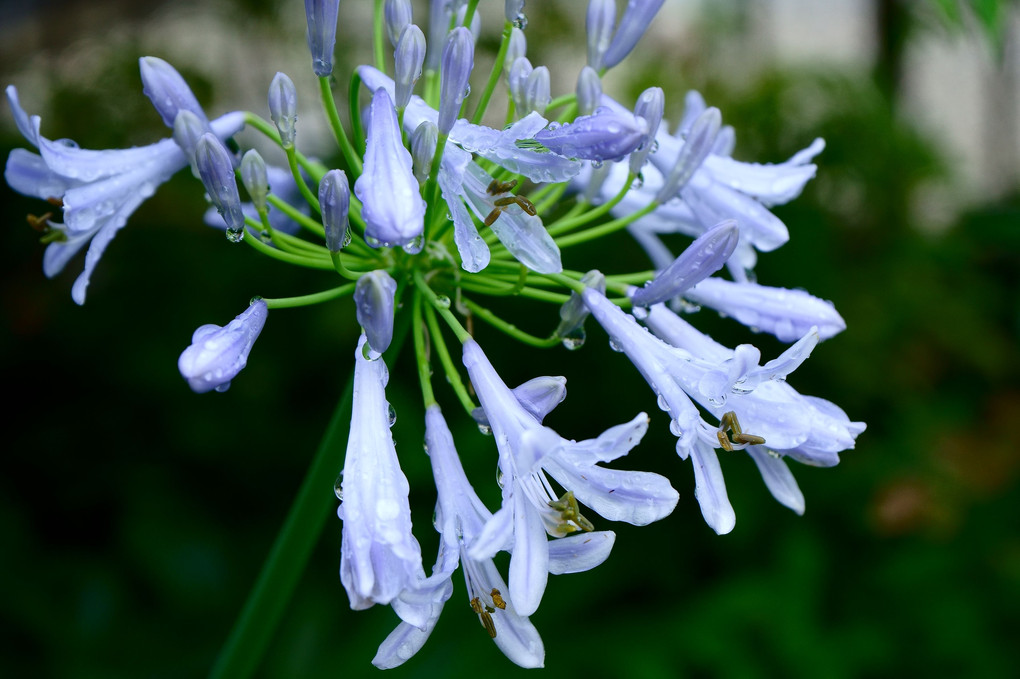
[319,168,351,252]
[203,162,308,236]
[4,86,244,304]
[394,24,426,109]
[373,406,547,669]
[240,149,269,213]
[338,335,424,612]
[682,277,847,342]
[384,0,413,47]
[177,298,268,393]
[586,0,616,71]
[576,66,603,117]
[462,339,677,614]
[268,72,298,147]
[194,133,245,235]
[438,27,474,136]
[355,88,425,247]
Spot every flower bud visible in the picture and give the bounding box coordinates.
[505,0,526,24]
[522,65,550,116]
[471,375,567,428]
[508,56,533,112]
[555,270,606,342]
[384,0,413,47]
[304,0,340,76]
[140,56,208,129]
[655,106,720,203]
[438,27,475,135]
[178,298,268,393]
[629,86,664,175]
[455,4,482,41]
[504,27,527,76]
[240,149,269,214]
[268,72,298,148]
[585,0,616,71]
[410,120,438,185]
[194,133,245,237]
[575,66,602,117]
[394,24,426,109]
[535,107,647,161]
[319,169,351,253]
[629,220,739,308]
[172,110,207,176]
[602,0,666,70]
[355,270,398,357]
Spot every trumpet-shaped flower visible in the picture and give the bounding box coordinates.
[534,106,648,162]
[355,88,426,247]
[372,406,548,669]
[354,270,398,358]
[4,86,244,304]
[338,335,424,612]
[462,339,678,615]
[177,298,268,394]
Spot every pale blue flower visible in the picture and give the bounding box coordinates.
[177,298,268,393]
[372,406,547,669]
[575,66,602,117]
[319,169,351,252]
[240,150,269,214]
[384,0,413,47]
[355,87,426,247]
[682,277,847,342]
[394,24,426,109]
[629,86,664,174]
[338,335,424,612]
[472,375,568,429]
[462,339,677,614]
[643,303,865,511]
[195,133,245,235]
[4,86,244,304]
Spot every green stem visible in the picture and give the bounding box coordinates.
[461,297,560,348]
[373,0,387,73]
[319,77,363,176]
[262,282,357,309]
[470,22,513,124]
[546,173,635,237]
[422,303,476,416]
[553,201,657,249]
[287,147,321,213]
[243,218,333,269]
[348,71,366,155]
[242,113,327,183]
[413,290,436,408]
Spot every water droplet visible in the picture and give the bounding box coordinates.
[259,230,271,243]
[434,295,451,310]
[402,234,424,254]
[651,139,660,153]
[767,449,781,458]
[631,175,644,189]
[561,327,586,350]
[495,465,504,488]
[463,85,471,97]
[512,13,528,29]
[632,306,648,320]
[333,474,344,501]
[388,404,397,427]
[547,121,562,131]
[590,159,604,169]
[478,421,492,436]
[608,338,623,352]
[341,227,352,248]
[226,227,244,243]
[55,138,79,149]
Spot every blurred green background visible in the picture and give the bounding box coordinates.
[2,1,1019,677]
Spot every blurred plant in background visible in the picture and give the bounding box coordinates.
[1,1,1018,678]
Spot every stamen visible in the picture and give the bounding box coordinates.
[470,597,497,638]
[716,411,765,451]
[493,196,517,207]
[548,490,595,532]
[513,195,537,216]
[484,208,502,227]
[486,178,518,195]
[490,588,506,610]
[26,212,53,232]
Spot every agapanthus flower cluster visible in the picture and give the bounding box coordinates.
[6,0,863,670]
